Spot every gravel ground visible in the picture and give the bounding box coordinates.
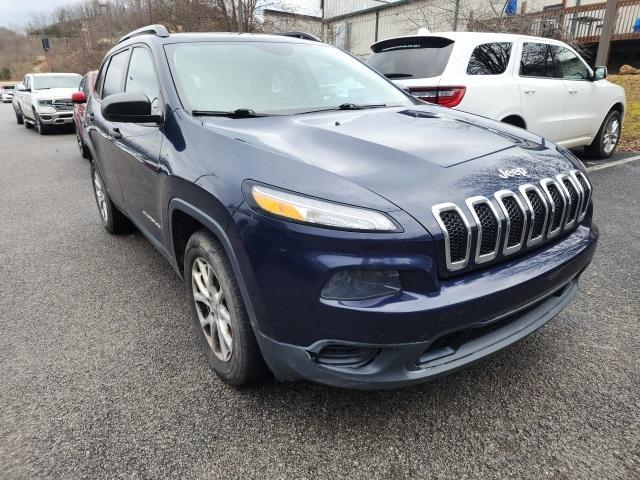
[0,103,638,479]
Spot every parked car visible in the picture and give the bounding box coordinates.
[1,84,15,103]
[83,25,598,389]
[12,86,23,124]
[14,72,82,134]
[71,70,98,158]
[367,32,626,159]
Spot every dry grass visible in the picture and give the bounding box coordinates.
[609,75,640,152]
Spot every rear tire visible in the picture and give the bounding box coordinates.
[184,230,270,386]
[90,162,131,234]
[585,110,621,159]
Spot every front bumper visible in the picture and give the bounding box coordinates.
[231,202,598,388]
[256,278,579,389]
[37,110,74,125]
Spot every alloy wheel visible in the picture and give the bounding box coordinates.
[93,171,109,223]
[191,257,233,362]
[602,116,620,155]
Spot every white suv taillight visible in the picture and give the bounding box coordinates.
[408,86,466,108]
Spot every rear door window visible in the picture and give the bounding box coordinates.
[367,37,455,79]
[520,43,555,78]
[467,42,512,75]
[102,49,130,98]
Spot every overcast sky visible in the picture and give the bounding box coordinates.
[0,0,321,30]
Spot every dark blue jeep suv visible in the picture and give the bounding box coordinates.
[81,25,598,389]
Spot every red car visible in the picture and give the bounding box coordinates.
[72,70,98,159]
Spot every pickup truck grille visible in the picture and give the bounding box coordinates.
[53,99,73,111]
[432,169,591,273]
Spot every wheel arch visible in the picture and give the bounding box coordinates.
[609,102,624,118]
[168,199,261,329]
[501,114,527,129]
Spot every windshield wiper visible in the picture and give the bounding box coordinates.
[384,73,414,79]
[296,103,388,115]
[192,108,268,118]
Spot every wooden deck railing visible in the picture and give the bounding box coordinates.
[469,0,640,43]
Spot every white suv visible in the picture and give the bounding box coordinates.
[367,32,626,158]
[14,73,82,134]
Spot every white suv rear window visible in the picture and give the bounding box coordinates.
[367,37,454,79]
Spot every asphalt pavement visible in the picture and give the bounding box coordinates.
[0,103,638,479]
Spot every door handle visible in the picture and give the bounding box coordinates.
[108,127,122,140]
[568,88,578,94]
[523,88,536,95]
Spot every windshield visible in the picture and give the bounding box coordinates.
[33,75,82,90]
[367,37,454,79]
[165,41,413,115]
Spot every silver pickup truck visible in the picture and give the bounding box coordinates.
[14,73,82,134]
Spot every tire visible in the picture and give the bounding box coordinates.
[585,110,621,159]
[15,109,23,125]
[77,132,90,159]
[90,162,131,234]
[185,230,269,386]
[35,113,49,135]
[24,117,33,129]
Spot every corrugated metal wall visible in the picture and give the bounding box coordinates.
[324,0,462,58]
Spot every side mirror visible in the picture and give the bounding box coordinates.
[71,91,86,104]
[101,92,162,123]
[593,66,607,81]
[16,83,26,92]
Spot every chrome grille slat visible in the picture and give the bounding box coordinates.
[556,173,580,230]
[540,178,566,239]
[494,190,527,255]
[465,196,501,264]
[570,169,592,222]
[432,203,471,271]
[519,184,549,247]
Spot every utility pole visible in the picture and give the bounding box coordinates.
[596,0,618,67]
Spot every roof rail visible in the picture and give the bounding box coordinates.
[277,31,321,42]
[118,24,170,44]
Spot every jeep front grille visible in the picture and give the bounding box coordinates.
[433,169,592,273]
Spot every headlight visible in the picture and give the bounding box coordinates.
[249,185,399,232]
[38,100,52,105]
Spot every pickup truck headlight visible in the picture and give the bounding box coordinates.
[250,185,399,232]
[37,100,52,106]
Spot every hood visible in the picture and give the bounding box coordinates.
[202,105,579,230]
[33,88,78,100]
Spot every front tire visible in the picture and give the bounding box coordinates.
[90,162,131,234]
[35,113,49,135]
[185,230,269,386]
[77,131,90,159]
[585,110,621,159]
[14,107,23,125]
